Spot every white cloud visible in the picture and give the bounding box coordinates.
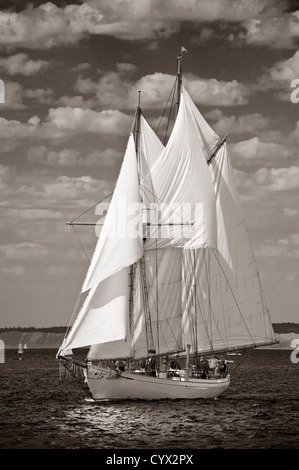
[83,148,122,166]
[3,208,64,220]
[268,50,299,83]
[43,107,133,135]
[0,105,133,145]
[0,242,49,260]
[27,146,80,165]
[207,109,270,135]
[139,73,250,107]
[1,266,29,275]
[70,62,91,72]
[251,166,299,191]
[0,81,54,109]
[74,70,250,109]
[23,88,54,105]
[229,137,289,168]
[27,145,122,166]
[256,234,299,261]
[44,175,109,200]
[1,81,25,109]
[257,50,299,100]
[56,95,95,109]
[0,53,50,75]
[0,115,39,140]
[0,0,282,49]
[240,11,299,49]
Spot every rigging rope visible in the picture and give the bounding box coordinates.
[155,77,177,144]
[71,224,91,263]
[70,191,114,223]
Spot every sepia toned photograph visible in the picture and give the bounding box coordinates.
[0,0,298,458]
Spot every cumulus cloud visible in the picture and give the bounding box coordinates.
[251,166,299,191]
[1,266,28,275]
[240,11,299,49]
[27,146,80,165]
[27,145,122,166]
[0,0,283,49]
[229,137,290,169]
[206,109,270,135]
[257,50,299,100]
[0,242,49,259]
[256,233,299,261]
[74,70,251,109]
[0,105,133,144]
[0,53,50,75]
[44,175,109,200]
[0,115,39,140]
[0,81,54,109]
[43,107,133,136]
[55,95,96,109]
[70,62,91,73]
[3,208,64,220]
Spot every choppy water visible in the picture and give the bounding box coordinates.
[0,349,298,451]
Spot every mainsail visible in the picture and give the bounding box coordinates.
[59,79,276,362]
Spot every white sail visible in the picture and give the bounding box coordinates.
[59,133,143,353]
[63,112,164,359]
[60,268,130,351]
[181,144,276,353]
[145,87,218,250]
[132,248,183,359]
[82,133,143,293]
[139,114,165,198]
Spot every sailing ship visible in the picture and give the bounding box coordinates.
[57,50,277,400]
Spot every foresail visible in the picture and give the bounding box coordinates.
[82,133,143,293]
[59,268,130,352]
[59,133,144,353]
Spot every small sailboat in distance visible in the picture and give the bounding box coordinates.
[18,343,23,359]
[57,49,278,400]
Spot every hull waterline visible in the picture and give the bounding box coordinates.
[87,367,230,401]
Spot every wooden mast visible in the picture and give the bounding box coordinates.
[176,50,183,115]
[133,91,156,357]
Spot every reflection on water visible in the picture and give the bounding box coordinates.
[1,349,298,449]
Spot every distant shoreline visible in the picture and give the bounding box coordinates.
[0,322,298,334]
[0,326,298,350]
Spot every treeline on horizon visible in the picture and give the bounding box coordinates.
[0,326,68,333]
[0,323,298,333]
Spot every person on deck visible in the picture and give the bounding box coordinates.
[219,360,228,377]
[199,356,209,378]
[116,359,125,372]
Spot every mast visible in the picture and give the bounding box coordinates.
[176,53,182,115]
[176,47,187,115]
[133,91,156,357]
[134,91,142,156]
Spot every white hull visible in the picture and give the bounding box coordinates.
[87,367,230,401]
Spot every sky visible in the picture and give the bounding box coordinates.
[0,0,299,328]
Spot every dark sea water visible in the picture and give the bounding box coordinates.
[0,348,298,455]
